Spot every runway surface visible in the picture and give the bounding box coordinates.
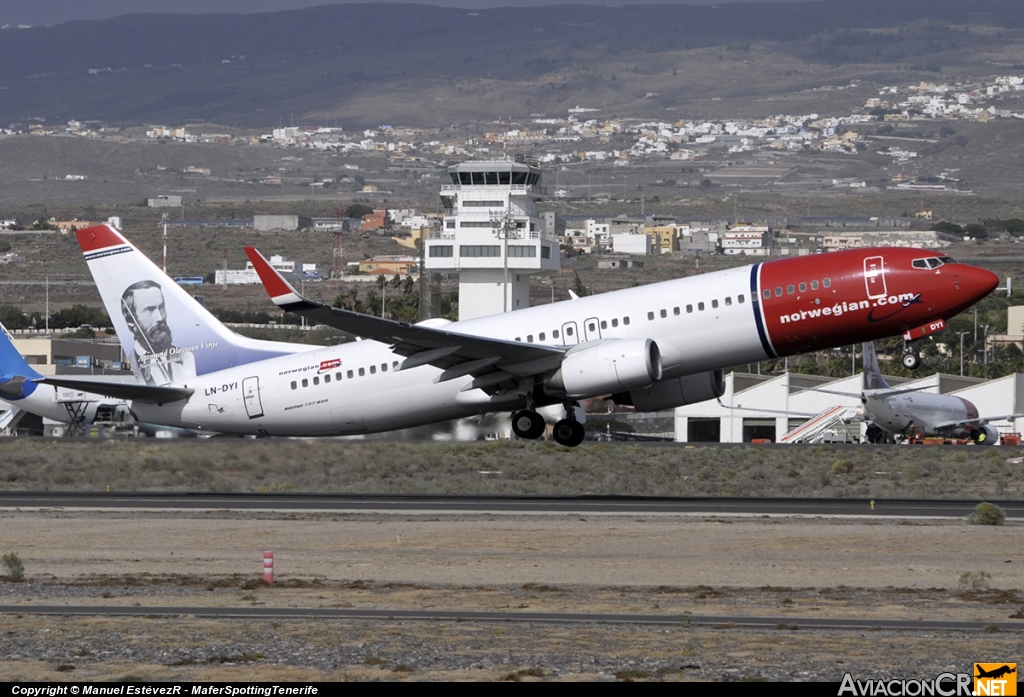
[1,604,1020,633]
[1,491,1022,518]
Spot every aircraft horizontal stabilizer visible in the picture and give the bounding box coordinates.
[34,377,193,404]
[243,246,564,376]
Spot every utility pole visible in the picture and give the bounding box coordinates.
[161,214,168,274]
[957,331,968,376]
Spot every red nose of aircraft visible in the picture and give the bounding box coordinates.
[964,265,1000,300]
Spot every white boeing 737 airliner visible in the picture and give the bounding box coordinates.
[1,224,998,446]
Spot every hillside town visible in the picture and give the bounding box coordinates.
[3,73,1024,197]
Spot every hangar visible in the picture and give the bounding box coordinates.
[674,369,1024,443]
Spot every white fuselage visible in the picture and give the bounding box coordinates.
[864,392,974,437]
[132,266,765,436]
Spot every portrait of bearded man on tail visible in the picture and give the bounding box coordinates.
[120,280,196,386]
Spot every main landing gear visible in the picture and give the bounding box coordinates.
[509,401,586,447]
[511,409,546,440]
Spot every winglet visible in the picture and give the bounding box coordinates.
[76,224,129,253]
[243,247,310,309]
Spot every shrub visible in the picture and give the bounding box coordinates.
[2,552,24,580]
[967,502,1005,526]
[958,570,992,592]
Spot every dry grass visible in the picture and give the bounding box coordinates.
[0,439,1022,499]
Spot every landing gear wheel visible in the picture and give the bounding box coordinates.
[552,419,586,447]
[511,410,546,440]
[901,350,921,370]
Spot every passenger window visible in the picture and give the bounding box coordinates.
[824,278,831,288]
[290,381,297,390]
[660,309,667,318]
[302,379,308,388]
[566,326,574,335]
[711,299,719,309]
[698,302,705,311]
[527,335,534,343]
[381,363,387,372]
[648,311,655,321]
[313,376,320,386]
[725,297,732,306]
[358,368,365,377]
[775,287,783,297]
[738,295,745,304]
[539,332,546,341]
[347,370,353,379]
[799,282,807,292]
[393,361,399,369]
[515,337,521,342]
[370,365,376,374]
[811,280,819,291]
[787,285,795,295]
[763,289,771,300]
[553,329,560,338]
[588,322,596,332]
[610,319,618,328]
[686,305,693,313]
[600,321,607,329]
[673,307,680,315]
[336,372,342,381]
[324,374,331,383]
[623,317,630,325]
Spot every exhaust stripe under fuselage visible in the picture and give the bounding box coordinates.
[749,264,776,359]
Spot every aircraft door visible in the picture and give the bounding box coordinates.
[864,256,888,299]
[242,376,264,419]
[561,321,579,346]
[583,317,602,342]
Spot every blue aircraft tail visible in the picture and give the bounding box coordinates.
[0,323,40,401]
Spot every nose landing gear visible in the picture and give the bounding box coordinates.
[901,346,921,370]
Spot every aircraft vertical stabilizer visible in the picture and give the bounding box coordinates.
[76,225,313,385]
[861,341,891,392]
[0,322,41,401]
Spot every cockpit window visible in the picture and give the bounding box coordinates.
[913,256,957,269]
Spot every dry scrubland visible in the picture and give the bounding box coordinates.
[2,440,1023,681]
[1,439,1022,499]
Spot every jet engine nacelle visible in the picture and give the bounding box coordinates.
[613,369,725,412]
[547,338,662,398]
[971,424,1000,445]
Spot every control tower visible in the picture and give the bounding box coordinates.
[425,158,560,321]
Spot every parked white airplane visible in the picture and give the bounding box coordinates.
[0,322,131,432]
[24,225,998,446]
[859,341,1016,444]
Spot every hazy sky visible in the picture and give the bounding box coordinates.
[2,0,809,28]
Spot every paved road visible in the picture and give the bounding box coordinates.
[1,604,1020,632]
[0,492,1021,518]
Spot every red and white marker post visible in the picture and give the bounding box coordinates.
[263,550,274,584]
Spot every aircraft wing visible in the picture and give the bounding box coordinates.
[33,377,193,404]
[243,247,565,380]
[930,413,1024,431]
[716,400,822,419]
